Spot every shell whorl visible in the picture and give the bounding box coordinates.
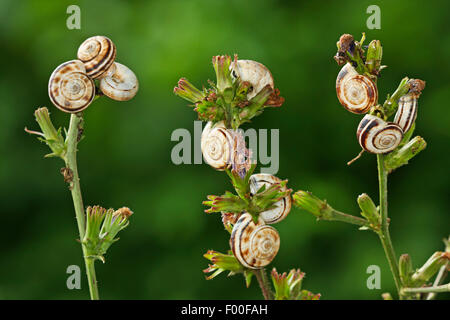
[249,173,291,224]
[230,213,280,269]
[48,60,95,113]
[357,114,403,154]
[77,36,116,79]
[201,121,235,170]
[393,93,417,133]
[336,63,378,114]
[230,60,274,100]
[99,62,139,101]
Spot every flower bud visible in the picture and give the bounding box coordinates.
[411,251,450,285]
[366,40,382,74]
[384,136,427,173]
[399,254,413,286]
[212,55,233,92]
[271,268,305,300]
[357,193,380,227]
[173,78,206,103]
[203,250,244,280]
[293,190,327,218]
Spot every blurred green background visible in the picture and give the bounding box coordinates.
[0,0,448,299]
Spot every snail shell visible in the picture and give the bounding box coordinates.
[230,60,274,100]
[357,114,403,154]
[249,173,291,224]
[48,60,95,113]
[336,63,378,114]
[230,213,280,269]
[393,93,417,133]
[99,62,139,101]
[201,121,235,170]
[77,36,116,79]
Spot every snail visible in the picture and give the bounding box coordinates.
[99,62,139,101]
[77,36,116,79]
[393,93,417,133]
[230,213,280,269]
[357,114,403,154]
[48,60,95,113]
[249,173,291,224]
[201,121,235,170]
[230,59,274,100]
[336,63,378,114]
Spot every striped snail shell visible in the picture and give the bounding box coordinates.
[77,36,116,79]
[230,213,280,269]
[48,60,95,113]
[357,114,403,154]
[230,60,274,100]
[393,93,417,133]
[99,62,139,101]
[336,63,378,114]
[201,121,235,170]
[249,173,291,224]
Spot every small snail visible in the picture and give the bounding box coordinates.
[249,173,291,224]
[201,121,235,170]
[230,213,280,269]
[393,93,417,133]
[230,60,274,100]
[77,36,116,79]
[48,60,95,113]
[99,62,139,101]
[336,63,378,114]
[357,114,403,154]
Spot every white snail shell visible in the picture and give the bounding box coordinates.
[230,60,274,100]
[201,121,235,170]
[336,63,378,114]
[357,114,403,154]
[99,62,139,101]
[48,60,95,113]
[393,93,417,133]
[77,36,116,79]
[230,213,280,269]
[249,173,291,224]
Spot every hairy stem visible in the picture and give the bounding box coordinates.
[376,154,402,299]
[65,113,99,300]
[254,268,273,300]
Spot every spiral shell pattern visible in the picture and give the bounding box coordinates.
[336,63,378,114]
[201,121,235,170]
[357,114,403,154]
[77,36,116,79]
[230,213,280,269]
[48,60,95,113]
[393,93,417,133]
[249,173,291,224]
[230,60,274,100]
[99,62,139,101]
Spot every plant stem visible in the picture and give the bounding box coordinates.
[65,113,100,300]
[376,154,402,299]
[401,283,450,295]
[254,268,273,300]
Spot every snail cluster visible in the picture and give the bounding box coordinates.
[336,62,419,154]
[230,173,292,269]
[48,36,138,113]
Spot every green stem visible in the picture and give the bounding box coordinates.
[376,154,402,299]
[65,113,99,300]
[401,283,450,295]
[254,268,273,300]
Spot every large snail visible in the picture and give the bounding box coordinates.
[230,213,280,269]
[77,36,116,79]
[99,62,139,101]
[249,173,291,224]
[357,114,403,154]
[393,93,417,133]
[230,60,274,100]
[336,63,378,114]
[201,121,236,170]
[48,60,95,113]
